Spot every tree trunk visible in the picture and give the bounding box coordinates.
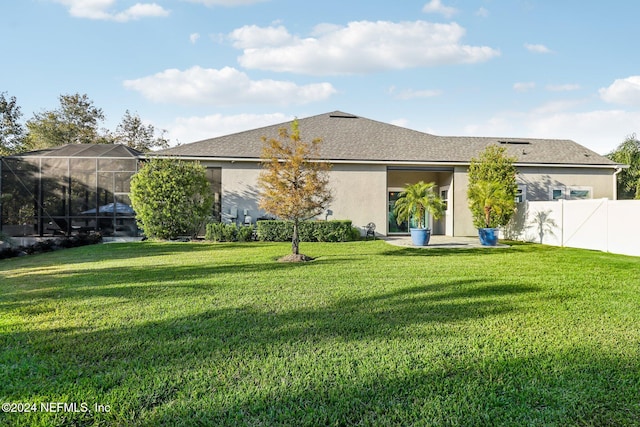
[292,219,300,255]
[484,206,491,228]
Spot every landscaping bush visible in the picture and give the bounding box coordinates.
[205,223,253,242]
[130,158,213,240]
[351,226,362,241]
[0,233,103,260]
[256,220,355,242]
[237,226,254,242]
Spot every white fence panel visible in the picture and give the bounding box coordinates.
[607,201,640,257]
[562,199,609,251]
[510,199,640,257]
[509,201,563,246]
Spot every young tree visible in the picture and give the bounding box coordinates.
[130,158,213,239]
[113,110,170,152]
[0,92,25,155]
[607,134,640,199]
[258,120,332,259]
[467,145,518,229]
[24,93,108,150]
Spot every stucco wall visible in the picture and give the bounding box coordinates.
[203,161,617,239]
[452,165,616,237]
[204,161,387,235]
[452,167,474,236]
[517,167,615,201]
[327,164,388,235]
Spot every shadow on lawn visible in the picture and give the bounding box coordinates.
[3,276,639,425]
[2,279,536,382]
[143,348,640,426]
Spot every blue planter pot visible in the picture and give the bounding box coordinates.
[410,228,431,246]
[478,228,499,246]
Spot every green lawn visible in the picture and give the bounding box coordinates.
[1,240,639,426]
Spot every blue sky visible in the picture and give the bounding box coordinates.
[2,0,640,154]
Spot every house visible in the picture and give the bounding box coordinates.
[158,111,623,237]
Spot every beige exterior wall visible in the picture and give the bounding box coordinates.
[452,165,617,237]
[200,161,616,238]
[452,167,474,236]
[199,161,264,225]
[516,167,615,201]
[327,164,388,235]
[202,161,387,235]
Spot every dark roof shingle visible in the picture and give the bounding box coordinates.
[157,111,618,166]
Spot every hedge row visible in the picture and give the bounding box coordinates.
[256,220,359,242]
[205,223,254,242]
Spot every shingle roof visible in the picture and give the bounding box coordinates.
[157,111,618,167]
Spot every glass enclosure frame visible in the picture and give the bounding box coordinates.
[1,151,141,237]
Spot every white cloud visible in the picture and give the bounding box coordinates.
[165,113,290,145]
[123,66,337,106]
[463,105,640,155]
[229,21,500,75]
[183,0,267,6]
[422,0,457,18]
[599,76,640,106]
[525,43,552,54]
[189,33,200,44]
[532,99,586,115]
[390,118,410,128]
[389,86,442,100]
[476,7,489,17]
[546,84,581,92]
[513,82,536,92]
[54,0,169,22]
[229,25,292,49]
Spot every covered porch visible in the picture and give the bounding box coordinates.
[386,167,454,236]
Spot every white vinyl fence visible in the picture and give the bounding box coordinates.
[504,199,640,257]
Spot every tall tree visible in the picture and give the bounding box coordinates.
[258,120,332,259]
[607,134,640,199]
[113,110,169,152]
[0,92,25,155]
[24,93,108,150]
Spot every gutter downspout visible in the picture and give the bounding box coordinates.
[613,167,623,200]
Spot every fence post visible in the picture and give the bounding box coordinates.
[559,199,564,247]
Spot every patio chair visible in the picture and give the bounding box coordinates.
[365,222,376,240]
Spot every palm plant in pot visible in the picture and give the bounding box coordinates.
[467,180,515,245]
[466,145,518,246]
[393,181,445,246]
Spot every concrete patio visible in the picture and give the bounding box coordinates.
[382,235,510,249]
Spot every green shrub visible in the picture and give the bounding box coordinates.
[222,224,237,242]
[350,226,362,241]
[205,223,254,242]
[237,226,254,242]
[256,220,354,242]
[205,223,225,242]
[130,158,213,239]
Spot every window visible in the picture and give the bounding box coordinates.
[568,187,592,200]
[515,185,527,203]
[440,189,449,210]
[550,187,565,201]
[549,186,592,200]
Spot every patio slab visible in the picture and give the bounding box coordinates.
[382,235,510,249]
